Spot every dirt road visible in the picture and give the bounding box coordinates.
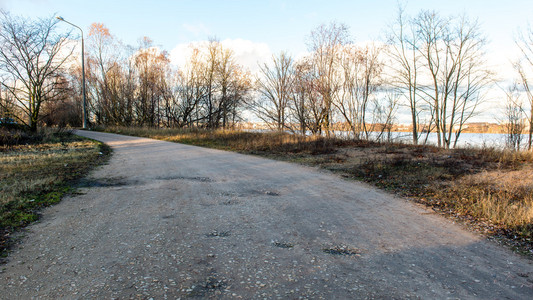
[1,131,532,299]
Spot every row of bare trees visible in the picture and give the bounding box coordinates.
[252,9,492,148]
[75,24,253,129]
[2,8,533,150]
[252,23,393,141]
[0,12,253,131]
[69,21,392,138]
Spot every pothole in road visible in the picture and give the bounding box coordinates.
[263,190,280,196]
[272,241,294,248]
[323,246,361,256]
[220,199,239,205]
[205,230,231,238]
[187,276,227,297]
[244,189,281,197]
[157,175,213,182]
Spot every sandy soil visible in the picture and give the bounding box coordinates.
[0,130,532,299]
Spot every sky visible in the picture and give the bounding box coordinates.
[1,0,533,122]
[2,0,531,64]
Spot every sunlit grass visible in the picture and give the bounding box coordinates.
[101,125,359,154]
[443,169,533,234]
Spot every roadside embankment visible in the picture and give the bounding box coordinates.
[0,128,111,259]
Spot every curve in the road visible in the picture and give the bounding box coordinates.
[1,130,532,299]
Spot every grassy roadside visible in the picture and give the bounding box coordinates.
[0,128,111,260]
[101,126,533,256]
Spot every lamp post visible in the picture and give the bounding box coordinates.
[56,16,88,129]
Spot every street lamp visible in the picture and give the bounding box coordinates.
[56,16,88,129]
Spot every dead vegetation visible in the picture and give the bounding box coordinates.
[101,126,533,256]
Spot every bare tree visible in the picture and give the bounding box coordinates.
[290,57,325,135]
[225,67,253,128]
[334,43,384,139]
[170,48,208,127]
[0,11,74,131]
[133,37,171,127]
[216,47,237,128]
[307,22,351,135]
[515,25,533,150]
[202,39,221,128]
[386,5,425,144]
[359,44,384,138]
[0,85,19,120]
[375,91,400,142]
[40,75,80,127]
[502,84,526,151]
[252,52,294,131]
[416,11,491,148]
[86,22,130,126]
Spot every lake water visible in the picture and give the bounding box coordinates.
[349,131,530,150]
[245,128,531,149]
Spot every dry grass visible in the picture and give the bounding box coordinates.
[0,128,110,257]
[101,126,358,154]
[101,126,533,255]
[441,168,533,236]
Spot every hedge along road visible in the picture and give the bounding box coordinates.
[1,131,532,299]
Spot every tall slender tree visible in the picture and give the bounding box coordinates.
[515,25,533,150]
[252,52,294,131]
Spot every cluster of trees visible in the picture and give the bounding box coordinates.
[80,26,253,129]
[387,8,492,148]
[0,12,253,131]
[253,26,382,137]
[253,10,493,149]
[1,8,533,151]
[252,23,392,141]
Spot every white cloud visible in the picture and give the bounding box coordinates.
[220,39,271,73]
[169,41,207,68]
[169,38,272,75]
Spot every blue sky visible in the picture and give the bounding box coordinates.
[2,0,532,57]
[2,0,532,122]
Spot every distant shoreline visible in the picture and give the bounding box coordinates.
[238,122,517,135]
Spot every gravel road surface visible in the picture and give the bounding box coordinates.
[1,130,532,299]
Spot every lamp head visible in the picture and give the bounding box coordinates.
[56,16,64,21]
